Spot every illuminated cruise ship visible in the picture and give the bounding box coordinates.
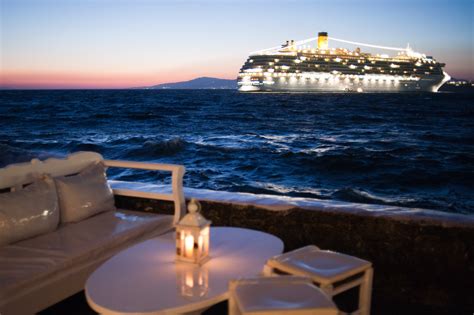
[238,32,450,92]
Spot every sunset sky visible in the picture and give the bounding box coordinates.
[1,0,473,89]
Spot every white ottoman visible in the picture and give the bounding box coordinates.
[228,276,338,315]
[264,245,373,315]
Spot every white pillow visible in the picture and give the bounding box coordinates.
[0,175,59,246]
[55,162,116,224]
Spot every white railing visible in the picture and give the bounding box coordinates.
[104,160,186,224]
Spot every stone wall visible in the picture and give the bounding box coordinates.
[115,195,474,315]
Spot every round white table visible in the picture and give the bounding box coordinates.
[85,227,284,314]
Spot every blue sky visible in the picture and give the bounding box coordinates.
[1,0,472,88]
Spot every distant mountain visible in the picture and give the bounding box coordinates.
[140,77,237,90]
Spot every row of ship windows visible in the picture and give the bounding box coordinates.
[249,56,435,65]
[242,67,440,75]
[245,61,437,71]
[241,72,435,78]
[244,65,439,72]
[252,58,394,65]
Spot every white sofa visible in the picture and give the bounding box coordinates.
[0,152,186,315]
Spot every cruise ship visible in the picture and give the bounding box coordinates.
[238,32,450,92]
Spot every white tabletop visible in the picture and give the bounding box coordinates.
[85,227,284,314]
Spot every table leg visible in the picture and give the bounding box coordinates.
[358,267,373,315]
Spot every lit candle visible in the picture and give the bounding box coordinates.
[185,235,194,258]
[198,235,203,256]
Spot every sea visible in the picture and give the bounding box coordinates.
[1,90,473,214]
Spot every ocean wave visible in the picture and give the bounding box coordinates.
[0,144,35,167]
[0,144,59,167]
[1,90,473,214]
[331,187,412,206]
[126,137,187,158]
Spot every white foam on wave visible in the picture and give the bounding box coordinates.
[109,180,474,228]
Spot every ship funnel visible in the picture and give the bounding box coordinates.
[318,32,328,50]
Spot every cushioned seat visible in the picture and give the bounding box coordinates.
[0,209,173,313]
[264,245,373,315]
[229,276,338,315]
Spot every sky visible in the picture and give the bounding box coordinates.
[0,0,473,89]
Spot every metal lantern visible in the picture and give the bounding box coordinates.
[176,199,211,265]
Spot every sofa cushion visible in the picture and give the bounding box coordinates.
[0,209,173,305]
[55,162,116,223]
[0,175,59,246]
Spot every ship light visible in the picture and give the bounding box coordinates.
[274,59,279,62]
[264,77,274,84]
[334,57,342,62]
[364,65,372,70]
[300,56,307,61]
[390,64,400,68]
[349,65,357,69]
[294,59,301,64]
[244,68,263,73]
[268,62,274,66]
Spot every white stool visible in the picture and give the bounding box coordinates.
[264,246,373,315]
[228,276,339,315]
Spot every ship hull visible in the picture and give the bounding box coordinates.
[238,73,450,93]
